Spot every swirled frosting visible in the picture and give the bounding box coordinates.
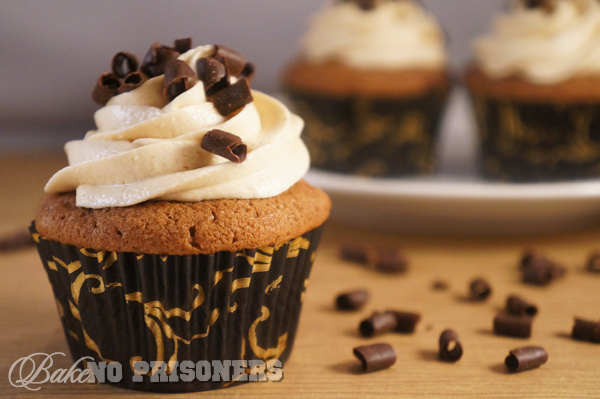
[474,0,600,84]
[45,45,309,209]
[300,0,446,70]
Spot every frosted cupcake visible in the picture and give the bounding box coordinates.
[467,0,600,181]
[32,39,330,392]
[282,0,450,177]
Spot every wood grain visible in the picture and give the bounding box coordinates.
[1,154,600,398]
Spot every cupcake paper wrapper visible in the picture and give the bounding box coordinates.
[472,94,600,181]
[287,88,449,177]
[30,222,324,393]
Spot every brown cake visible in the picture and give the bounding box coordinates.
[30,39,330,393]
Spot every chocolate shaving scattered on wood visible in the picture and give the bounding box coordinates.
[211,78,253,116]
[432,280,449,291]
[353,343,396,373]
[359,312,397,338]
[469,278,492,301]
[385,310,421,333]
[173,37,192,54]
[162,60,195,101]
[201,129,247,163]
[111,52,139,78]
[520,251,566,286]
[92,72,121,105]
[494,314,532,339]
[196,57,227,95]
[0,230,34,253]
[117,71,146,94]
[375,248,408,274]
[505,346,548,372]
[214,45,247,77]
[340,245,369,264]
[585,252,600,273]
[439,329,463,363]
[506,295,538,317]
[572,317,600,343]
[140,42,180,78]
[336,290,370,311]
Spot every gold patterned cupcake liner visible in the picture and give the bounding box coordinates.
[471,94,600,181]
[287,89,449,177]
[30,222,324,393]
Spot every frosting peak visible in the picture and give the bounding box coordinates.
[45,44,309,208]
[474,0,600,84]
[300,0,447,70]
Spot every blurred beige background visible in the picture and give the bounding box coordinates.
[0,0,503,150]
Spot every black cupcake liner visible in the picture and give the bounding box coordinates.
[30,222,324,393]
[471,94,600,181]
[287,88,449,177]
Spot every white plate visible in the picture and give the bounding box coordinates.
[302,90,600,235]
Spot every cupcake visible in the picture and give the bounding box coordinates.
[466,0,600,181]
[282,0,450,177]
[31,39,330,392]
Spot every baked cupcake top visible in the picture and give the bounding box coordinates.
[474,0,600,84]
[44,40,309,209]
[300,0,447,70]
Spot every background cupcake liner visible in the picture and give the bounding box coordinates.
[30,222,324,393]
[471,94,600,181]
[287,88,449,177]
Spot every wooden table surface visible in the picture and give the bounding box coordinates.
[1,153,600,398]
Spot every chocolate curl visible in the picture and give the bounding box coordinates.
[469,278,492,301]
[493,314,532,338]
[212,78,253,116]
[173,37,192,54]
[505,346,548,372]
[375,248,408,274]
[336,290,370,311]
[432,280,449,291]
[385,310,421,333]
[585,252,600,273]
[201,129,247,163]
[162,60,195,101]
[522,0,555,12]
[353,343,396,373]
[117,71,146,94]
[340,245,369,264]
[359,312,397,338]
[214,44,247,77]
[340,0,378,11]
[92,72,121,105]
[240,62,256,80]
[572,318,600,343]
[196,57,228,95]
[0,230,34,253]
[438,329,463,363]
[140,42,180,78]
[111,52,139,78]
[520,251,566,286]
[506,295,538,317]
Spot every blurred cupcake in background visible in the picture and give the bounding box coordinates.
[282,0,450,177]
[466,0,600,181]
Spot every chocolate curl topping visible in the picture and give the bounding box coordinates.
[201,129,248,163]
[439,329,463,363]
[173,37,192,54]
[240,62,256,80]
[111,52,139,78]
[214,45,247,77]
[353,343,397,373]
[196,57,227,94]
[212,78,253,116]
[140,42,180,78]
[340,0,378,11]
[117,71,146,94]
[162,60,195,101]
[505,346,548,372]
[523,0,554,12]
[92,72,121,105]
